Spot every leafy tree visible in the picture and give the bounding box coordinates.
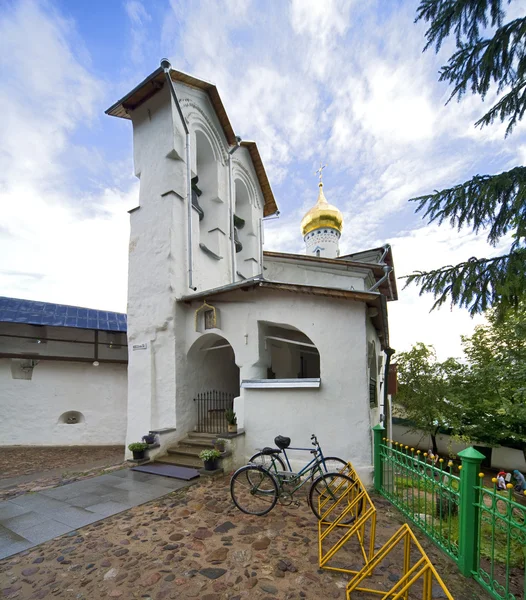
[394,342,465,454]
[405,0,526,318]
[394,306,526,455]
[459,303,526,448]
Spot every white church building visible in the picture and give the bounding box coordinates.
[0,62,397,481]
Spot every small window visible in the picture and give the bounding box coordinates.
[369,379,378,408]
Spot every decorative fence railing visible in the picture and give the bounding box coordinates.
[194,390,234,433]
[373,425,526,600]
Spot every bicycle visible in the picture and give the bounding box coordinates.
[248,433,348,483]
[230,462,358,520]
[230,434,362,521]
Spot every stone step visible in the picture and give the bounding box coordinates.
[156,454,203,469]
[187,432,218,440]
[167,445,204,458]
[181,438,216,449]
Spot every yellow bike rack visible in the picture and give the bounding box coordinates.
[317,462,454,599]
[345,523,454,599]
[318,462,376,574]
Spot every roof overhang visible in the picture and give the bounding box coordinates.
[178,279,390,350]
[263,250,398,301]
[105,66,278,217]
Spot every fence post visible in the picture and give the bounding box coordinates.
[372,424,385,492]
[457,447,485,577]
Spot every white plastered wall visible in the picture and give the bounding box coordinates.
[184,287,376,484]
[125,79,267,456]
[0,359,127,446]
[263,258,367,291]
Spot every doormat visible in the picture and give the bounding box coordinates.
[132,463,200,480]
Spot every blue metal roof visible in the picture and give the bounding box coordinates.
[0,297,127,332]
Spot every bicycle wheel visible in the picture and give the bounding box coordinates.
[249,451,287,474]
[311,456,348,481]
[230,465,278,516]
[309,472,361,524]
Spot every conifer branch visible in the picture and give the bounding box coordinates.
[411,167,526,246]
[402,249,526,316]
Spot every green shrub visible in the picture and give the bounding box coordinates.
[199,449,221,461]
[128,442,148,452]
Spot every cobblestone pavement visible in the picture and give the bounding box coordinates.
[0,475,495,600]
[0,447,125,480]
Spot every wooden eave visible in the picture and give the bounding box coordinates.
[105,67,278,217]
[263,250,398,301]
[179,279,390,350]
[240,142,278,217]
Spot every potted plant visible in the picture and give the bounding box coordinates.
[128,442,148,460]
[199,449,221,471]
[225,409,237,433]
[214,438,228,453]
[142,433,156,445]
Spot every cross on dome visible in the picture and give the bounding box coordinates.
[315,163,327,184]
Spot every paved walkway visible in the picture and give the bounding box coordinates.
[0,468,192,559]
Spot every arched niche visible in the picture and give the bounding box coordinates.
[194,129,226,257]
[234,178,259,278]
[58,411,85,425]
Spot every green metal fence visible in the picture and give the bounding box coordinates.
[474,483,526,600]
[372,425,526,600]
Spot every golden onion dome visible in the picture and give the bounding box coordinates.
[300,183,343,237]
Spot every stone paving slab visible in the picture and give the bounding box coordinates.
[0,469,192,559]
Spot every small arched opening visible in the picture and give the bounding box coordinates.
[259,322,320,380]
[187,333,240,432]
[58,411,85,425]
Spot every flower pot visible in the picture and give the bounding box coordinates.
[214,443,225,453]
[132,450,145,460]
[142,435,155,444]
[227,424,237,433]
[203,458,218,471]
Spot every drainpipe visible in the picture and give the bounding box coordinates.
[379,244,390,264]
[228,139,241,283]
[368,265,393,292]
[382,347,395,432]
[161,59,196,291]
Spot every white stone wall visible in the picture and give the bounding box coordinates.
[0,359,127,446]
[184,287,376,484]
[263,257,367,291]
[392,424,526,471]
[125,79,267,456]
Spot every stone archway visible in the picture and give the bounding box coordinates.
[187,334,240,433]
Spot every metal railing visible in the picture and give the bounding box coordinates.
[378,436,460,561]
[474,483,526,600]
[194,390,234,433]
[372,425,526,600]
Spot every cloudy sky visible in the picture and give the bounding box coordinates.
[1,0,524,359]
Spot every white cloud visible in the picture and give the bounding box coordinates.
[0,0,134,312]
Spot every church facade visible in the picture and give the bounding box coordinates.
[105,62,398,481]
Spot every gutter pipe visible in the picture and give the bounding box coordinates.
[368,265,393,292]
[161,59,196,291]
[382,347,395,432]
[379,244,390,264]
[228,139,241,283]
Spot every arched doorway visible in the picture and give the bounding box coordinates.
[187,334,239,433]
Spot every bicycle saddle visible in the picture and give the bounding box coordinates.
[262,446,281,455]
[274,435,291,449]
